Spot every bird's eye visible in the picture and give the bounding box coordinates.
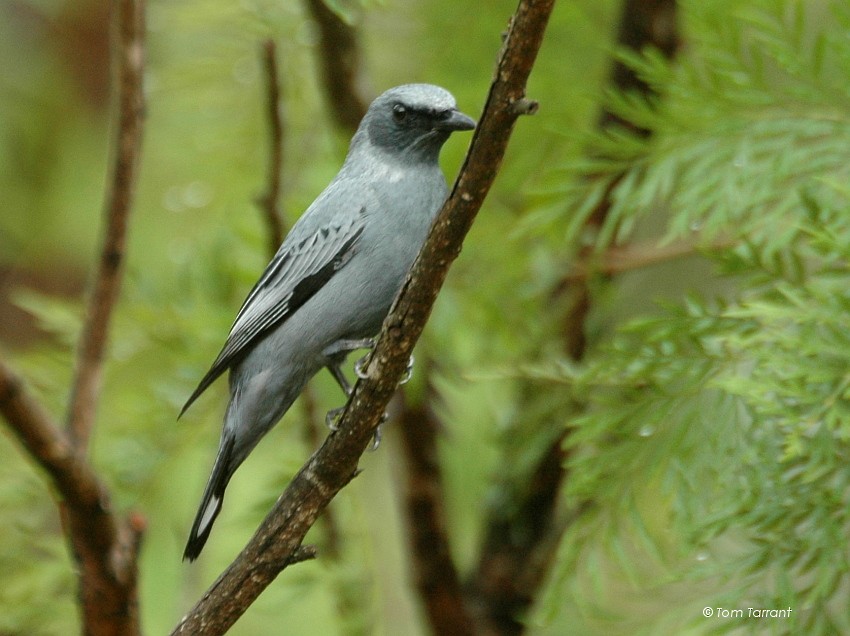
[392,104,407,123]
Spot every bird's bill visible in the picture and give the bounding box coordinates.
[435,109,477,132]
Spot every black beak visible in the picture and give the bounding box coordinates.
[435,108,477,132]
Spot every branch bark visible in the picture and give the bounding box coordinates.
[66,0,146,452]
[398,385,475,636]
[255,38,287,253]
[0,358,145,636]
[303,0,369,133]
[171,1,554,633]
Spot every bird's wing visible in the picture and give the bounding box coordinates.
[180,208,366,416]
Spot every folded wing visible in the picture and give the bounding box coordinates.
[180,208,366,416]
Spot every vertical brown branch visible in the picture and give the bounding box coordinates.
[398,386,475,636]
[303,0,369,133]
[65,0,146,451]
[256,38,286,253]
[562,0,679,354]
[469,2,679,635]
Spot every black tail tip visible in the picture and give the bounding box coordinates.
[183,531,210,562]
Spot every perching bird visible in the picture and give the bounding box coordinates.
[181,84,475,561]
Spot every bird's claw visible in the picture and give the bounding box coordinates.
[325,406,344,431]
[399,354,415,385]
[368,412,389,451]
[354,353,370,380]
[326,406,387,451]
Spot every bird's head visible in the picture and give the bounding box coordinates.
[355,84,476,164]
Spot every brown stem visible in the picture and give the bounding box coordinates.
[254,29,354,596]
[256,32,355,616]
[303,0,368,133]
[171,1,553,633]
[255,38,287,253]
[0,2,147,633]
[0,359,145,636]
[398,382,475,636]
[561,234,736,285]
[66,0,145,452]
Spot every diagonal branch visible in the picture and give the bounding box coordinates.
[171,1,554,633]
[65,0,146,452]
[0,358,145,636]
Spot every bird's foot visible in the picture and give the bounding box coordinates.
[326,406,387,451]
[354,352,415,385]
[322,338,375,359]
[354,352,371,380]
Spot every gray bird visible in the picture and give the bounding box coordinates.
[181,84,475,561]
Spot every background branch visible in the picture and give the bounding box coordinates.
[253,36,362,625]
[0,356,143,635]
[303,0,369,133]
[0,1,146,634]
[255,38,286,252]
[398,381,475,636]
[65,0,146,452]
[562,234,736,284]
[171,1,554,633]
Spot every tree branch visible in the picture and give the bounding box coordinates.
[252,38,364,622]
[561,234,736,285]
[0,358,145,636]
[255,38,287,253]
[65,0,146,451]
[303,0,369,133]
[171,1,554,633]
[398,383,475,635]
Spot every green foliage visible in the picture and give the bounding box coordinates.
[525,2,850,634]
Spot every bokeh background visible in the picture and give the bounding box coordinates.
[1,0,849,634]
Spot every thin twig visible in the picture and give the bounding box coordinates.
[171,1,554,633]
[561,234,736,284]
[303,0,368,133]
[255,38,286,252]
[66,0,146,451]
[256,31,361,625]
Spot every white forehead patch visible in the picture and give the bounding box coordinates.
[377,83,457,112]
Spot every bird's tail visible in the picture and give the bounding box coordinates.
[183,434,236,561]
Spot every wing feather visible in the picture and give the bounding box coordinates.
[180,209,365,416]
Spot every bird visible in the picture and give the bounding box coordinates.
[181,83,475,561]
